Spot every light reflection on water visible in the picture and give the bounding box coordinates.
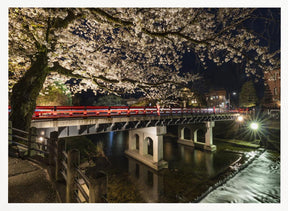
[200,151,280,203]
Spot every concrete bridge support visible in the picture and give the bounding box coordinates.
[177,121,216,152]
[204,121,217,151]
[125,126,168,171]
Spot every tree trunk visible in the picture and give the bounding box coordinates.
[9,52,49,131]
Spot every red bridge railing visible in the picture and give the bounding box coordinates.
[8,106,243,120]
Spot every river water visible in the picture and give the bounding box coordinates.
[72,130,280,203]
[200,151,280,203]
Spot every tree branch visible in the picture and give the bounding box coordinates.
[52,9,84,30]
[50,62,193,93]
[90,8,133,27]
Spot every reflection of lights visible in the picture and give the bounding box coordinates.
[250,122,259,130]
[38,136,44,142]
[108,132,114,146]
[237,116,244,122]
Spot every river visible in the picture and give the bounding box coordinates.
[200,151,280,203]
[68,130,280,203]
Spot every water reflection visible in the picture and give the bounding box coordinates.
[85,131,252,202]
[128,157,164,202]
[165,139,217,177]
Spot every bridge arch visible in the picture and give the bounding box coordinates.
[144,137,154,156]
[195,128,205,143]
[134,134,140,151]
[183,127,191,140]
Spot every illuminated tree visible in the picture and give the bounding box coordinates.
[239,80,258,108]
[9,8,280,130]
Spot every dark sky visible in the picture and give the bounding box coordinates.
[180,8,280,98]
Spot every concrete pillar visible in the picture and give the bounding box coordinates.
[153,135,163,162]
[178,127,184,140]
[204,121,216,151]
[28,127,37,157]
[194,130,198,143]
[125,126,168,170]
[66,149,80,203]
[142,136,147,155]
[128,131,134,150]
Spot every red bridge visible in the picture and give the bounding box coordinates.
[9,106,246,170]
[9,106,243,120]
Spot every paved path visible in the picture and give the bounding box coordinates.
[8,156,57,203]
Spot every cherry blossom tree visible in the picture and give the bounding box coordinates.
[9,8,280,130]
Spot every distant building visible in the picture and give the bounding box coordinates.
[205,89,227,108]
[180,88,199,107]
[263,69,280,108]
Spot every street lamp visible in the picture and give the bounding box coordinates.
[237,115,244,122]
[250,122,259,130]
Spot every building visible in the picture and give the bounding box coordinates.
[263,69,280,108]
[205,89,227,108]
[180,88,199,107]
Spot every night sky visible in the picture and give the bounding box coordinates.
[181,8,280,98]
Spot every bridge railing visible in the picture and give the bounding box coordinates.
[51,138,108,203]
[8,125,108,203]
[9,106,241,120]
[9,121,48,158]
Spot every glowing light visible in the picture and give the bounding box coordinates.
[250,122,259,130]
[38,137,44,142]
[237,116,244,122]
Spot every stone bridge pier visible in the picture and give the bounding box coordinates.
[125,126,168,170]
[177,121,216,152]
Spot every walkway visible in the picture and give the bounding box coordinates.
[8,156,57,203]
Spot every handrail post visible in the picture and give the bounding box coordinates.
[108,106,111,116]
[27,127,37,157]
[9,121,12,142]
[157,104,160,116]
[127,106,130,116]
[84,106,87,116]
[56,138,65,182]
[66,149,79,203]
[48,131,58,180]
[53,106,57,116]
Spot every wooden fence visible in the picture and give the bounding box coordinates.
[9,121,108,203]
